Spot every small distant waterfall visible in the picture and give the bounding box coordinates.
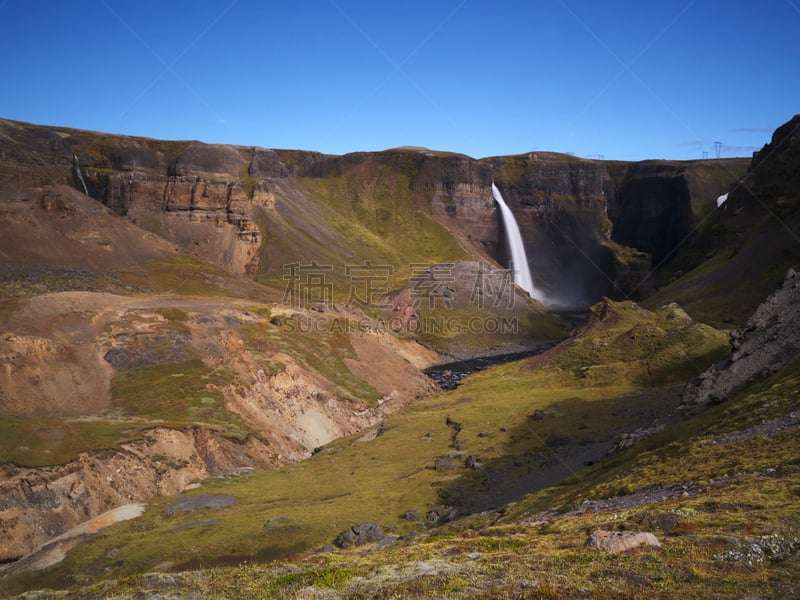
[73,155,88,195]
[492,182,545,303]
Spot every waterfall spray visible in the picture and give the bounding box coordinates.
[492,182,545,303]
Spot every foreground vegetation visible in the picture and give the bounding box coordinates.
[8,299,795,599]
[12,356,797,598]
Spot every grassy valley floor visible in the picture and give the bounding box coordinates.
[7,299,795,599]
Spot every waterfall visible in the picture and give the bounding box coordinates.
[492,182,545,303]
[73,155,88,195]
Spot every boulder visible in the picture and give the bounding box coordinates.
[464,455,484,470]
[335,523,388,549]
[402,510,421,522]
[586,530,661,554]
[434,457,456,471]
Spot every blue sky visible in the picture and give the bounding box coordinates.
[0,1,797,160]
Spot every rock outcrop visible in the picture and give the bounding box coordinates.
[0,428,276,563]
[335,523,392,549]
[726,114,800,215]
[683,268,800,405]
[586,530,661,554]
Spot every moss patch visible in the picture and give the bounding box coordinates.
[0,418,144,467]
[242,317,380,404]
[110,358,243,433]
[116,256,234,298]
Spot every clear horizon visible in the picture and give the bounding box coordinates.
[0,1,797,161]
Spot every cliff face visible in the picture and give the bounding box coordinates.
[728,114,800,214]
[0,427,278,563]
[640,115,800,326]
[81,140,265,277]
[488,154,617,305]
[0,118,749,308]
[292,149,640,305]
[607,166,693,265]
[410,153,496,255]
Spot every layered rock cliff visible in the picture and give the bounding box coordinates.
[0,118,749,309]
[0,427,277,563]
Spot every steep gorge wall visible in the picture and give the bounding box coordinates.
[288,150,738,305]
[726,114,800,214]
[646,116,800,325]
[0,119,747,306]
[487,154,617,305]
[606,166,693,265]
[409,153,497,256]
[83,143,267,277]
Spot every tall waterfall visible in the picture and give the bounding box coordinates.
[492,182,544,303]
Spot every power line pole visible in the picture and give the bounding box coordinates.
[702,151,708,160]
[714,141,722,159]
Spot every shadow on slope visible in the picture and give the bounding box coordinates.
[434,299,728,516]
[645,115,800,327]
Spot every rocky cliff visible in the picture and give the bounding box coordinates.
[0,427,277,563]
[729,114,800,214]
[0,118,749,309]
[683,268,800,406]
[488,153,622,304]
[642,115,800,326]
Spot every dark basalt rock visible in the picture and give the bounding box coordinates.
[609,172,693,264]
[335,523,389,548]
[683,268,800,405]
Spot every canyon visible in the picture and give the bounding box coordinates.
[0,115,798,595]
[0,118,750,306]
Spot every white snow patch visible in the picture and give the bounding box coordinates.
[716,193,729,208]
